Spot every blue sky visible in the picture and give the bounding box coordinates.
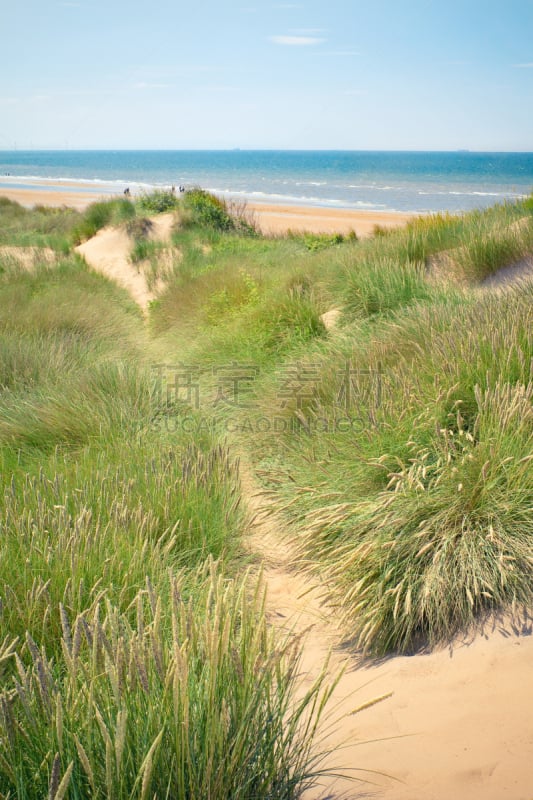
[1,0,532,150]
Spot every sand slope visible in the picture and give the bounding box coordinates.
[75,212,175,310]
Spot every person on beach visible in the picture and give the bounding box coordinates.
[124,187,131,197]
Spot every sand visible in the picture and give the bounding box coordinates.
[0,185,105,211]
[0,183,416,237]
[74,211,176,310]
[247,202,416,237]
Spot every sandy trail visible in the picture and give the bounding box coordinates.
[240,463,533,800]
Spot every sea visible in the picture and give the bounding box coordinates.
[1,150,532,214]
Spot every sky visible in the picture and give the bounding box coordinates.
[1,0,532,151]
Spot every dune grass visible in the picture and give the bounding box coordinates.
[0,562,335,800]
[248,282,533,654]
[0,198,79,253]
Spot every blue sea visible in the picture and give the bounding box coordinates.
[1,150,532,214]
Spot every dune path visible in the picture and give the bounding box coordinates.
[240,462,533,800]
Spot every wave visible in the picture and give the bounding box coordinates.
[205,187,390,211]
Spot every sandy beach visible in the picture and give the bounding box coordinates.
[0,182,417,237]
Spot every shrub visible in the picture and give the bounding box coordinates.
[182,188,235,231]
[138,189,178,214]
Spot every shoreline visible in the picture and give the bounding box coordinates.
[0,182,418,237]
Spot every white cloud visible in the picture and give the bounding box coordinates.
[269,35,324,46]
[513,62,533,68]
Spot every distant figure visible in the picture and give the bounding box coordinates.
[124,187,131,197]
[179,185,185,193]
[171,185,176,195]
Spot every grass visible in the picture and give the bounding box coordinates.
[250,283,533,654]
[0,562,335,800]
[72,198,135,244]
[0,198,79,253]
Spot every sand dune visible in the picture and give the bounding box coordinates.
[75,212,175,310]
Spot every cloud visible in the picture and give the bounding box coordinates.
[269,35,324,46]
[513,62,533,68]
[272,3,304,8]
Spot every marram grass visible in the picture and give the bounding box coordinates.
[0,562,338,800]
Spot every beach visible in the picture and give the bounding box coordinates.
[0,182,417,237]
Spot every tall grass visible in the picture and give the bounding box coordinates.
[343,256,432,318]
[0,191,355,798]
[0,563,336,799]
[250,283,533,654]
[0,198,79,253]
[71,198,135,244]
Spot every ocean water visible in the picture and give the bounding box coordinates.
[0,150,532,214]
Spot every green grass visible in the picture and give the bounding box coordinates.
[0,562,335,800]
[71,198,136,244]
[249,284,533,654]
[0,197,80,253]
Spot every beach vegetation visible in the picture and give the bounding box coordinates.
[0,197,79,253]
[138,189,179,214]
[288,231,351,252]
[181,188,258,236]
[72,198,135,244]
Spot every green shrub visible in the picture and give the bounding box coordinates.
[289,231,347,252]
[182,188,235,231]
[138,189,178,214]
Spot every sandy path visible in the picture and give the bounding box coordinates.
[481,254,533,289]
[240,463,533,800]
[76,226,156,309]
